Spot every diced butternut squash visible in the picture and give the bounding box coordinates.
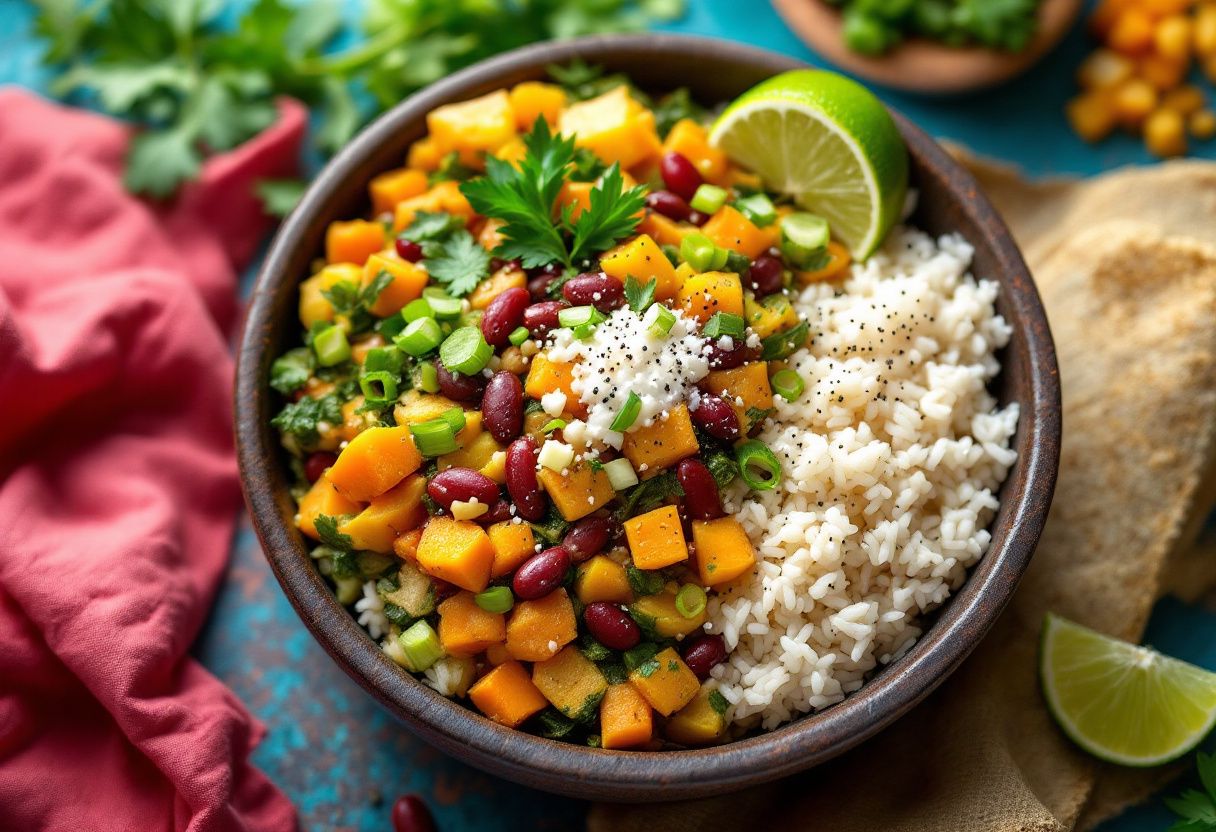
[559,86,661,170]
[509,81,566,129]
[558,180,594,220]
[532,646,609,720]
[599,683,654,750]
[393,528,423,563]
[393,181,475,232]
[338,396,375,443]
[600,233,680,301]
[299,263,361,328]
[363,253,428,317]
[796,241,852,284]
[621,403,699,472]
[469,266,526,310]
[337,475,428,553]
[702,362,773,428]
[623,505,688,570]
[426,90,517,159]
[488,520,537,578]
[438,591,507,656]
[493,137,527,166]
[481,450,508,483]
[328,426,423,502]
[326,219,385,266]
[485,642,511,666]
[506,589,577,662]
[744,291,798,339]
[415,517,495,592]
[638,211,693,249]
[407,137,443,171]
[702,206,778,260]
[662,119,729,183]
[438,432,502,475]
[677,270,745,325]
[575,555,633,605]
[524,354,583,416]
[665,684,729,745]
[537,462,615,522]
[296,473,362,540]
[468,660,548,728]
[691,517,756,587]
[627,647,699,716]
[393,390,462,427]
[369,167,429,215]
[629,586,706,638]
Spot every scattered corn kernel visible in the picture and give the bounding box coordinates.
[1145,107,1189,156]
[1190,107,1216,137]
[1067,92,1119,142]
[1114,78,1161,126]
[1162,84,1207,114]
[1109,9,1158,55]
[1078,49,1136,89]
[1155,15,1194,60]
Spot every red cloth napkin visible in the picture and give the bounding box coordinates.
[0,88,304,832]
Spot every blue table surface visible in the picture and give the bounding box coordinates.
[4,1,1216,829]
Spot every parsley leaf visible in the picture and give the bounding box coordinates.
[400,211,464,245]
[624,276,656,314]
[617,470,683,518]
[424,230,492,297]
[625,564,665,597]
[1168,753,1216,831]
[707,689,729,716]
[652,86,706,138]
[636,658,660,678]
[270,347,314,395]
[256,178,308,218]
[321,271,394,333]
[314,514,354,552]
[702,444,740,489]
[568,162,647,265]
[270,393,342,446]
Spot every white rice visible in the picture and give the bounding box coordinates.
[707,226,1018,730]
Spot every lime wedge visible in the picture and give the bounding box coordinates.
[1040,613,1216,766]
[709,69,908,259]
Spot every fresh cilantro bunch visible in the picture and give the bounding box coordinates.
[397,211,490,297]
[1168,752,1216,831]
[33,0,683,200]
[826,0,1040,56]
[460,118,647,270]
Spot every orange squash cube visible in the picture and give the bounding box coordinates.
[702,362,774,428]
[338,475,428,553]
[600,233,680,301]
[426,89,517,159]
[537,463,616,522]
[406,137,443,171]
[468,266,527,310]
[296,473,362,540]
[468,660,548,727]
[509,81,566,129]
[532,646,608,720]
[299,263,362,328]
[691,517,757,586]
[600,683,654,749]
[558,86,661,170]
[623,505,688,570]
[487,521,537,578]
[638,211,693,249]
[415,517,495,593]
[325,219,385,266]
[621,403,699,472]
[363,253,428,317]
[437,591,507,656]
[677,270,745,325]
[369,167,428,215]
[328,426,423,502]
[505,589,577,662]
[558,180,594,220]
[393,528,423,563]
[627,647,700,716]
[662,118,728,183]
[702,205,779,259]
[574,556,633,605]
[665,684,729,745]
[392,181,475,232]
[524,354,583,416]
[796,241,852,284]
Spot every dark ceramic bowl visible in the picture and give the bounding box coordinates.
[236,34,1060,802]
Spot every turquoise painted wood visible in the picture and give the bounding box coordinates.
[2,0,1213,828]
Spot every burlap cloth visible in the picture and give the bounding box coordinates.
[591,159,1216,832]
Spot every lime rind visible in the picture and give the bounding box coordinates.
[1040,613,1216,767]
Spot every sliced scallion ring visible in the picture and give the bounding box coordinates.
[409,419,459,457]
[394,317,443,357]
[508,326,530,346]
[398,620,444,671]
[735,439,782,491]
[439,326,493,375]
[609,392,642,432]
[474,586,515,614]
[702,311,745,339]
[770,368,805,402]
[359,370,397,403]
[541,418,567,434]
[643,303,676,337]
[690,184,728,215]
[675,584,707,618]
[313,324,350,366]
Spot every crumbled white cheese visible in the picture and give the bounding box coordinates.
[537,439,575,471]
[540,390,567,416]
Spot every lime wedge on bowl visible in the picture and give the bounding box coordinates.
[1040,613,1216,766]
[709,69,908,259]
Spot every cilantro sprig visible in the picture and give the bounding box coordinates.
[1168,752,1216,831]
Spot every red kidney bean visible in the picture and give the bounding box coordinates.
[562,271,624,312]
[645,190,692,223]
[748,254,785,296]
[489,257,521,272]
[522,301,566,339]
[480,287,530,348]
[691,395,741,441]
[475,498,513,526]
[704,339,756,370]
[583,602,641,650]
[688,209,709,226]
[562,516,618,562]
[676,458,724,520]
[394,239,424,263]
[505,436,547,521]
[436,363,485,403]
[391,794,437,832]
[427,468,500,510]
[303,451,337,483]
[481,371,524,443]
[661,151,702,201]
[513,546,571,600]
[682,634,727,680]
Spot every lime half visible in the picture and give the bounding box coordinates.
[1040,613,1216,766]
[709,69,908,259]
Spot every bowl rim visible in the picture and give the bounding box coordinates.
[236,32,1061,801]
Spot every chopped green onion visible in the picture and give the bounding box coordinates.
[508,326,531,346]
[359,370,398,403]
[675,584,707,618]
[660,243,681,267]
[735,439,782,491]
[377,311,409,340]
[402,298,434,322]
[459,308,484,330]
[735,193,777,227]
[610,392,642,432]
[680,232,718,272]
[770,368,805,402]
[414,361,440,393]
[541,418,567,434]
[422,286,450,300]
[557,305,606,329]
[409,419,459,457]
[603,457,639,490]
[643,303,676,337]
[363,346,404,375]
[708,245,730,270]
[724,250,752,275]
[427,295,463,320]
[474,586,515,614]
[394,317,443,357]
[437,406,466,434]
[760,320,810,361]
[439,326,493,375]
[398,620,444,672]
[702,312,745,339]
[313,325,350,366]
[690,184,728,215]
[781,213,831,269]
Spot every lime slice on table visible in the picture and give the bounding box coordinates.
[1040,613,1216,766]
[709,69,908,259]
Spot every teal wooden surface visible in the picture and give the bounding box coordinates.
[3,0,1215,829]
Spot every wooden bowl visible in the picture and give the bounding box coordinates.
[235,34,1061,801]
[772,0,1084,95]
